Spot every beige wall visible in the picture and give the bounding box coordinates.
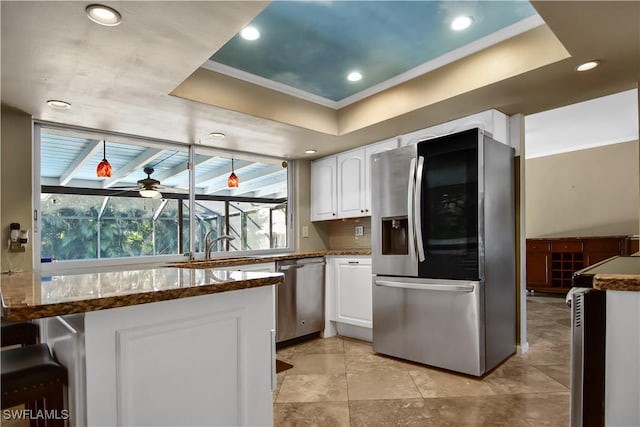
[293,160,329,252]
[1,105,33,272]
[525,140,639,238]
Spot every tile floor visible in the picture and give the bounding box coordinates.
[274,294,571,426]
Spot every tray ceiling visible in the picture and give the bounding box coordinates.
[208,1,540,107]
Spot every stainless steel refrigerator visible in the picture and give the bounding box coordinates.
[371,127,516,376]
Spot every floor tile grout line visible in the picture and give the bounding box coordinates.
[341,336,355,426]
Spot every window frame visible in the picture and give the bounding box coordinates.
[33,122,294,274]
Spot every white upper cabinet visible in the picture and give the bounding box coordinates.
[364,138,399,213]
[400,110,509,146]
[310,156,338,221]
[337,149,366,218]
[311,138,399,221]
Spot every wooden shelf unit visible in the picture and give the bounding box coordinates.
[526,236,630,293]
[550,251,584,289]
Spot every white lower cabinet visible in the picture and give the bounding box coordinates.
[44,285,276,427]
[326,256,373,341]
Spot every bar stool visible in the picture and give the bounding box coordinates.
[1,319,40,347]
[2,343,68,427]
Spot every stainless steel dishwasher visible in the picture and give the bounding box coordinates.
[276,257,325,343]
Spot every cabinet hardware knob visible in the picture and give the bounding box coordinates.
[332,213,336,216]
[360,210,364,213]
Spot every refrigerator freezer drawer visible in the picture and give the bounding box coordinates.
[372,277,484,376]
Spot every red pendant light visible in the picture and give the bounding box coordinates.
[96,140,112,178]
[227,158,239,188]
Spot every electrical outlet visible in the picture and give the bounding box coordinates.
[354,225,364,236]
[302,226,309,238]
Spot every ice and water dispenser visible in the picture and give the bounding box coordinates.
[381,216,409,255]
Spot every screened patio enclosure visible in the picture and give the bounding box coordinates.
[38,126,289,263]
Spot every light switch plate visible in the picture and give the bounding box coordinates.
[302,226,309,238]
[354,225,364,236]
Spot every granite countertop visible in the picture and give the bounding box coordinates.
[593,274,640,291]
[167,249,372,269]
[1,250,370,321]
[573,256,640,292]
[1,268,283,321]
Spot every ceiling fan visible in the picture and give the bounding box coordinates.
[136,167,163,198]
[111,167,182,199]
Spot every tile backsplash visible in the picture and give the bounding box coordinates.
[327,217,371,250]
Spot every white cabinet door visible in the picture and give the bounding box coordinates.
[337,149,366,218]
[310,156,337,221]
[364,138,398,214]
[334,257,372,328]
[81,286,275,427]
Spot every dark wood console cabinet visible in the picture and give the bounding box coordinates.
[526,236,630,293]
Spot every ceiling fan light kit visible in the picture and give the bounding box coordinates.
[139,188,160,198]
[96,140,112,178]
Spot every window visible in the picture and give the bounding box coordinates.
[36,124,291,269]
[194,200,288,252]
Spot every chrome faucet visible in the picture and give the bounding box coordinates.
[204,230,215,259]
[204,231,235,259]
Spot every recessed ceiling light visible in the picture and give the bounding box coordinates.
[451,16,473,31]
[347,71,362,82]
[46,100,71,110]
[209,132,226,139]
[576,61,599,72]
[304,149,317,154]
[240,26,260,41]
[86,4,122,26]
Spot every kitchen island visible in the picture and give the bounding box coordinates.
[571,256,640,427]
[592,260,640,427]
[1,267,284,427]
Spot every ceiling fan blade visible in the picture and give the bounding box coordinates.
[106,188,140,197]
[156,185,188,194]
[109,185,140,190]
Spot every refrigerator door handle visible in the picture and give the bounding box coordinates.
[414,156,426,262]
[375,280,475,293]
[407,157,417,260]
